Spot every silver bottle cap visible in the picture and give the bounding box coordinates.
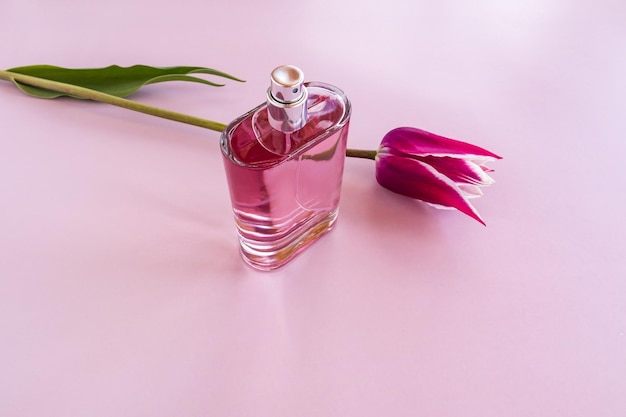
[267,65,308,133]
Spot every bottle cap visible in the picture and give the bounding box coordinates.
[267,65,308,133]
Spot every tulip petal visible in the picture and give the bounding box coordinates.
[380,127,502,160]
[415,156,495,186]
[458,184,483,199]
[376,154,485,225]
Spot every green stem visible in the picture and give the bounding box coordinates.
[0,70,227,132]
[0,69,377,159]
[345,148,377,160]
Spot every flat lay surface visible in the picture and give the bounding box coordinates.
[1,0,625,416]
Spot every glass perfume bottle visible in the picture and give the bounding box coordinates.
[220,65,351,271]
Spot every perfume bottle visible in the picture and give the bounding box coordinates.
[220,65,351,271]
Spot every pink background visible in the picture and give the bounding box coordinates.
[1,0,625,416]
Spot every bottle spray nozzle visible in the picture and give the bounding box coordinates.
[267,65,308,133]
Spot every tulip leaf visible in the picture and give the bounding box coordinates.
[6,64,244,99]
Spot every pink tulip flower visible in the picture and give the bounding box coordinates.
[372,127,501,225]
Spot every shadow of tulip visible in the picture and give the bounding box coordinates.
[340,159,445,237]
[332,158,477,278]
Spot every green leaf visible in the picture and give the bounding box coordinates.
[6,64,244,99]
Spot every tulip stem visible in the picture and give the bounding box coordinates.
[1,69,377,160]
[345,149,377,160]
[0,70,228,132]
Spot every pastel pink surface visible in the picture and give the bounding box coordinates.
[1,1,625,416]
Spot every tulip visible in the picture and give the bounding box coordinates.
[347,127,501,225]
